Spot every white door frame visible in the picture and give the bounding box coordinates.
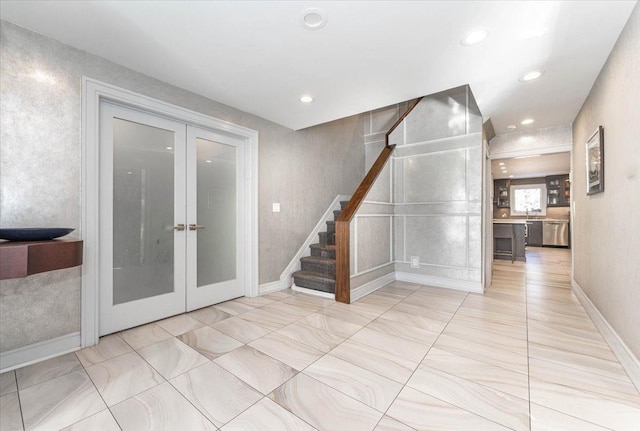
[81,77,259,348]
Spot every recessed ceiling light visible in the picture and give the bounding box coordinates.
[498,162,505,166]
[521,118,534,125]
[521,70,544,81]
[166,146,173,150]
[300,8,327,31]
[506,125,517,131]
[300,95,314,103]
[205,160,212,163]
[461,28,489,46]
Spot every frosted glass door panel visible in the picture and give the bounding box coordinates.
[196,138,236,287]
[112,118,175,305]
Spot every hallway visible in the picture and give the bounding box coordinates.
[1,248,639,430]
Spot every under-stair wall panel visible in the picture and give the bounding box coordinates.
[393,86,484,292]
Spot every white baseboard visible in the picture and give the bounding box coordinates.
[572,279,640,392]
[258,279,289,295]
[395,272,483,293]
[292,284,335,299]
[1,332,81,373]
[351,272,396,302]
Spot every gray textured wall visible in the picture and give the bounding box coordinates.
[572,4,640,357]
[393,86,483,287]
[0,21,364,351]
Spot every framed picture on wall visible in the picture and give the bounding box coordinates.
[586,126,604,195]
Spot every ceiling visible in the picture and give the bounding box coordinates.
[492,153,571,179]
[0,1,636,132]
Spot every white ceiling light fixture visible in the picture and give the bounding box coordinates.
[461,28,489,46]
[521,118,535,125]
[499,162,505,166]
[166,146,173,150]
[205,160,212,163]
[520,70,544,81]
[300,95,314,103]
[506,125,517,131]
[300,8,327,31]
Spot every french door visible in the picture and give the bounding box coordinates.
[99,102,245,335]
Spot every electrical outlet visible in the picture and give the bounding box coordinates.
[410,256,419,268]
[272,203,280,213]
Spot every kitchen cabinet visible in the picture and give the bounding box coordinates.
[526,221,543,246]
[546,174,570,207]
[495,179,510,208]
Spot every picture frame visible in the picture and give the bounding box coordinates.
[586,125,604,195]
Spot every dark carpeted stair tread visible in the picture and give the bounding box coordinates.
[340,200,350,210]
[292,271,335,293]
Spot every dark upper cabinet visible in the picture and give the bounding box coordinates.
[546,174,570,207]
[495,179,510,208]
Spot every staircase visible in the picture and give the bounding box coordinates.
[292,200,348,294]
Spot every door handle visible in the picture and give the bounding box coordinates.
[189,224,205,231]
[172,224,185,231]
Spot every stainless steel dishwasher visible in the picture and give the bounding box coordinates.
[542,220,570,246]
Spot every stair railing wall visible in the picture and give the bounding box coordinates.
[335,97,423,303]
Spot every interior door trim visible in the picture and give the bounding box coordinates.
[81,77,259,348]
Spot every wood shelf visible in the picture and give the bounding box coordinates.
[0,238,83,280]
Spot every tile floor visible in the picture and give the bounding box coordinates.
[1,247,639,430]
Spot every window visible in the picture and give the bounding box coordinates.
[510,184,547,216]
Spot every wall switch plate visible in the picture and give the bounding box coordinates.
[410,256,419,268]
[272,203,280,213]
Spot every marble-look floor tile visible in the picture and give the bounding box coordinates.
[407,365,530,430]
[262,290,293,300]
[0,371,17,396]
[16,353,82,390]
[422,348,529,400]
[317,303,378,326]
[220,397,317,431]
[137,337,209,379]
[529,403,612,431]
[60,409,120,431]
[215,345,297,395]
[377,309,447,333]
[0,392,23,431]
[214,300,256,315]
[443,323,528,355]
[387,386,511,431]
[187,306,233,325]
[433,333,529,375]
[20,370,106,431]
[212,315,274,343]
[374,415,415,431]
[155,314,204,336]
[330,340,419,384]
[118,322,172,350]
[299,313,362,338]
[350,327,432,363]
[530,376,640,430]
[85,351,164,406]
[75,334,132,367]
[456,306,527,327]
[264,301,320,317]
[110,382,215,431]
[304,354,403,412]
[282,293,337,309]
[276,322,345,353]
[529,357,640,407]
[238,308,297,329]
[234,295,277,307]
[270,373,382,431]
[178,326,243,360]
[528,341,630,382]
[445,314,528,341]
[366,317,440,345]
[170,361,262,427]
[249,332,323,371]
[391,302,454,323]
